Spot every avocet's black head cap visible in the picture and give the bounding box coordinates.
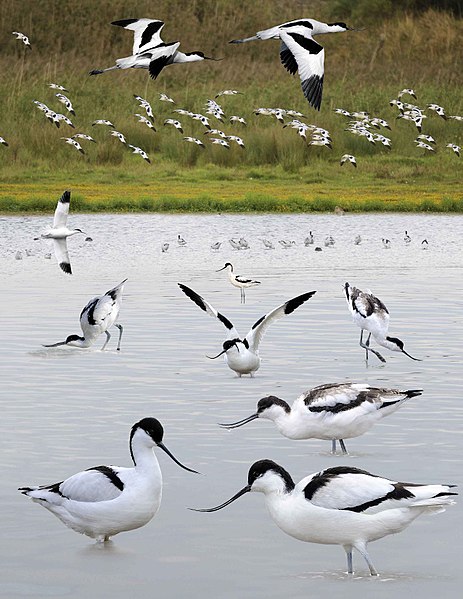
[248,459,294,491]
[328,21,348,29]
[257,396,290,413]
[133,417,164,444]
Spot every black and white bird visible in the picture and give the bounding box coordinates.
[92,119,115,128]
[229,115,247,125]
[56,113,75,128]
[192,460,456,576]
[446,143,460,157]
[55,93,75,115]
[304,232,314,246]
[134,95,155,121]
[49,83,68,91]
[128,144,150,163]
[398,88,416,99]
[177,234,187,246]
[89,18,219,80]
[427,103,447,119]
[110,130,127,144]
[226,135,246,149]
[0,136,9,147]
[20,418,198,542]
[415,140,435,153]
[354,234,362,245]
[39,190,85,274]
[340,154,357,167]
[210,138,230,149]
[217,262,261,303]
[134,113,156,131]
[219,384,422,454]
[230,19,360,110]
[43,279,127,350]
[159,92,175,103]
[215,90,242,98]
[183,137,205,148]
[161,243,169,253]
[344,282,421,363]
[404,230,412,244]
[178,284,316,376]
[164,119,183,133]
[12,31,31,49]
[416,134,435,144]
[72,133,96,143]
[62,137,85,154]
[382,238,391,249]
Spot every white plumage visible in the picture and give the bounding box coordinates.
[20,418,197,542]
[193,459,456,576]
[178,284,316,376]
[217,262,260,303]
[219,383,423,453]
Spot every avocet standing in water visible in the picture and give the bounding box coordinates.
[219,383,422,454]
[344,282,421,363]
[39,190,86,274]
[217,262,261,303]
[192,459,456,576]
[43,279,127,350]
[178,284,316,376]
[20,418,198,542]
[229,19,361,110]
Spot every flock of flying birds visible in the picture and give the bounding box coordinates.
[11,16,457,579]
[7,19,461,166]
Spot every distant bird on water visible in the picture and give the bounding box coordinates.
[344,282,421,363]
[229,19,361,110]
[217,262,261,304]
[178,284,316,376]
[20,418,198,542]
[219,383,423,454]
[192,460,456,576]
[43,279,127,350]
[39,190,85,274]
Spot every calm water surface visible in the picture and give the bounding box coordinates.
[1,213,462,598]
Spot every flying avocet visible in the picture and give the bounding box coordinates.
[164,119,183,133]
[340,154,357,167]
[178,284,316,376]
[217,263,261,303]
[219,384,422,454]
[344,282,421,363]
[39,190,85,274]
[230,19,361,110]
[159,92,175,103]
[43,279,127,350]
[20,418,198,542]
[128,144,150,163]
[135,113,156,131]
[55,93,75,115]
[61,137,85,154]
[192,459,456,576]
[12,31,31,49]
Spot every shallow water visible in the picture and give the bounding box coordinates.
[1,213,462,599]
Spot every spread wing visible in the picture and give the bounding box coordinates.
[53,238,71,274]
[52,190,70,228]
[245,291,316,351]
[350,287,389,318]
[111,18,165,54]
[148,42,180,79]
[178,284,239,339]
[280,31,324,110]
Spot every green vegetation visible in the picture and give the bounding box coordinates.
[0,1,461,212]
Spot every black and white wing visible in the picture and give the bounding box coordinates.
[20,466,126,504]
[279,31,324,110]
[345,283,389,318]
[245,291,316,351]
[297,466,456,513]
[53,238,71,274]
[52,190,70,228]
[178,284,239,339]
[80,289,121,331]
[148,42,180,79]
[111,18,165,54]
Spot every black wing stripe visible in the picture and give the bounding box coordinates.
[304,466,378,501]
[111,18,138,28]
[83,298,99,325]
[343,485,415,513]
[284,291,316,315]
[140,21,164,49]
[280,43,298,75]
[251,315,265,330]
[149,55,170,80]
[287,32,323,55]
[59,190,71,204]
[87,466,125,491]
[178,284,234,330]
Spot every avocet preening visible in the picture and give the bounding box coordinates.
[40,190,85,274]
[12,31,31,49]
[219,384,422,454]
[404,230,412,244]
[344,282,421,363]
[43,279,127,350]
[192,459,456,576]
[178,284,316,376]
[20,418,198,542]
[217,262,261,304]
[89,18,219,80]
[230,19,361,110]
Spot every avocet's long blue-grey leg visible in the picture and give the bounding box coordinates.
[355,543,378,576]
[115,323,123,351]
[360,331,386,363]
[344,546,354,574]
[101,330,111,351]
[339,439,348,454]
[331,440,337,454]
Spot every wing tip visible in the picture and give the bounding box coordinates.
[59,262,72,275]
[284,290,317,315]
[59,190,71,204]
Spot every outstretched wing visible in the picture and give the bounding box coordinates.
[111,18,165,54]
[148,42,180,79]
[280,31,324,110]
[52,190,70,228]
[53,238,71,274]
[178,284,239,339]
[245,290,316,351]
